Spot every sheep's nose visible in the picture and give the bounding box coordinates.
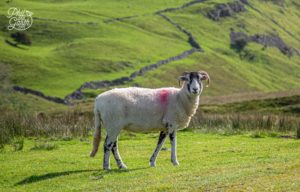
[193,88,198,92]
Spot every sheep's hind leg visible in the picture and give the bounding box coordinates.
[149,131,167,167]
[112,138,127,169]
[169,131,179,166]
[103,136,114,170]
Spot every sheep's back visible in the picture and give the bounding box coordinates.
[95,87,179,132]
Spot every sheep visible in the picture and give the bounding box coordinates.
[90,71,210,170]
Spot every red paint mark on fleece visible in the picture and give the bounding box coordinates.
[159,90,170,106]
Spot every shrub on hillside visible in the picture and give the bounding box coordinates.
[230,36,248,52]
[10,32,31,46]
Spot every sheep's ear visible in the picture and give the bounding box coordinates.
[181,71,189,76]
[178,76,188,81]
[198,71,210,87]
[178,75,188,87]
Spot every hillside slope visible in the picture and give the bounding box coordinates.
[0,0,299,103]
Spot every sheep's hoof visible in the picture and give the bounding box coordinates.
[103,166,111,171]
[90,150,97,157]
[119,164,127,170]
[172,161,180,166]
[150,162,156,167]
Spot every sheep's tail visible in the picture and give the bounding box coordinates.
[90,107,102,157]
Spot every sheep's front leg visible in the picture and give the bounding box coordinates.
[150,131,167,167]
[112,139,127,169]
[169,131,179,166]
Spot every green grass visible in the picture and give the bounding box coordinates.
[202,94,300,114]
[0,0,191,97]
[151,0,300,94]
[0,132,299,191]
[1,1,300,190]
[1,0,300,100]
[0,18,190,97]
[0,62,67,113]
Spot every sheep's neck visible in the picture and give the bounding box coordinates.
[177,88,199,117]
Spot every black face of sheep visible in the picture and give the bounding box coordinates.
[179,71,210,95]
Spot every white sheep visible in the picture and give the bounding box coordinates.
[90,71,210,170]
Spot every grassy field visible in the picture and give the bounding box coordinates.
[1,1,300,191]
[0,132,299,191]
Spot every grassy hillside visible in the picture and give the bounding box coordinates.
[1,132,299,191]
[133,0,300,95]
[0,62,67,113]
[0,0,300,101]
[0,0,192,97]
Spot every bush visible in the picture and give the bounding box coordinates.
[10,32,32,46]
[231,37,248,52]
